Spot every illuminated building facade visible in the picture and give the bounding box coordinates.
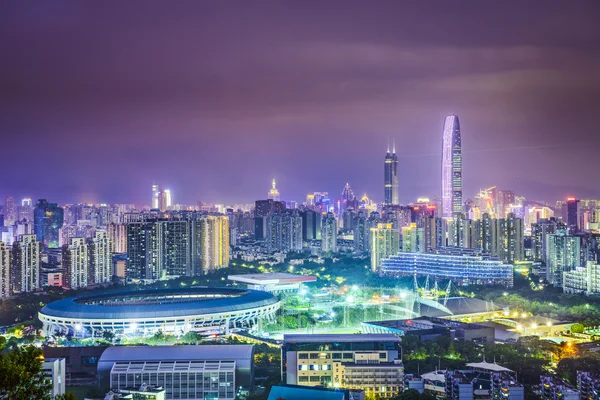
[11,234,41,293]
[371,223,400,271]
[384,141,399,205]
[151,185,172,211]
[107,223,127,253]
[567,197,580,234]
[0,242,10,298]
[266,210,303,253]
[89,230,112,284]
[62,237,89,289]
[34,199,64,248]
[4,196,15,226]
[381,248,513,287]
[441,115,462,217]
[562,261,600,295]
[196,216,230,272]
[321,212,337,253]
[267,179,280,201]
[545,231,581,287]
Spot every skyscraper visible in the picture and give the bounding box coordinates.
[4,196,15,226]
[193,216,230,273]
[62,237,89,289]
[321,212,337,253]
[384,140,399,205]
[152,184,161,209]
[567,197,580,234]
[0,242,10,298]
[371,223,400,271]
[267,179,280,201]
[11,234,41,293]
[441,115,463,217]
[89,231,112,285]
[34,199,64,248]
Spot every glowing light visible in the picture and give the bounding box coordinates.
[531,323,537,329]
[521,313,527,318]
[352,285,358,292]
[130,322,138,331]
[346,295,355,304]
[75,323,82,331]
[546,322,552,327]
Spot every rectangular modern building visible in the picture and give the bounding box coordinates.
[282,334,403,398]
[42,357,66,398]
[97,345,254,400]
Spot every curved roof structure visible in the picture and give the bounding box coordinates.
[40,287,279,320]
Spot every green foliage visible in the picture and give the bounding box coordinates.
[570,323,585,333]
[0,345,52,400]
[557,357,600,385]
[55,393,77,400]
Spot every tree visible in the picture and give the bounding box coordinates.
[0,345,52,400]
[397,389,421,400]
[55,394,77,400]
[570,323,585,334]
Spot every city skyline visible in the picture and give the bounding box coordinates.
[1,2,600,204]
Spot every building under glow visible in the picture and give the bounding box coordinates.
[441,115,462,218]
[380,247,513,287]
[371,223,400,271]
[268,179,280,201]
[384,140,399,205]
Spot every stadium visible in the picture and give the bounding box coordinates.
[39,287,281,338]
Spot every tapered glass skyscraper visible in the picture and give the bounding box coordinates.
[384,140,399,205]
[441,115,463,217]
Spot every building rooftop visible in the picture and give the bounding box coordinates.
[419,297,501,317]
[99,345,254,364]
[466,361,513,373]
[267,385,351,400]
[283,334,401,343]
[228,273,317,284]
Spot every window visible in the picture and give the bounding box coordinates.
[322,365,330,371]
[298,353,309,360]
[299,376,309,382]
[309,353,319,359]
[298,365,308,371]
[343,353,353,359]
[379,352,387,359]
[332,353,342,359]
[309,364,319,370]
[310,376,321,382]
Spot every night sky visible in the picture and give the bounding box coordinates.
[1,1,599,205]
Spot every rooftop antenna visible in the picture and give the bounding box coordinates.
[387,138,390,153]
[393,137,396,153]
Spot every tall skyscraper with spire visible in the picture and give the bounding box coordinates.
[267,179,280,201]
[384,139,399,205]
[441,115,463,217]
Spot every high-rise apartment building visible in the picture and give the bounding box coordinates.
[34,199,64,248]
[194,216,230,272]
[254,199,285,240]
[4,196,15,226]
[384,141,399,205]
[127,221,161,281]
[62,237,89,289]
[151,185,171,211]
[11,234,41,293]
[546,231,581,287]
[0,242,10,298]
[266,211,303,253]
[321,212,337,253]
[371,223,400,271]
[531,218,562,263]
[492,213,524,263]
[353,211,369,253]
[107,223,128,253]
[158,220,191,277]
[17,198,34,224]
[89,231,112,285]
[441,115,463,217]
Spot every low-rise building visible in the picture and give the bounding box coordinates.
[541,375,579,400]
[42,357,66,398]
[282,334,403,398]
[228,272,316,294]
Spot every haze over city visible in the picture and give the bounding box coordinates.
[2,1,600,205]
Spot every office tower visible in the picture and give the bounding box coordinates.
[371,223,400,271]
[301,210,322,241]
[491,213,524,263]
[353,211,369,253]
[496,190,515,218]
[34,199,64,248]
[89,231,112,285]
[267,179,281,201]
[11,234,41,293]
[163,189,172,210]
[441,115,463,217]
[342,183,355,203]
[151,184,161,209]
[266,211,303,253]
[17,198,34,224]
[158,220,191,277]
[127,221,161,280]
[321,212,337,253]
[254,199,285,240]
[546,231,581,287]
[567,197,580,234]
[4,196,15,226]
[193,216,230,273]
[107,223,128,253]
[422,215,437,252]
[384,140,399,205]
[0,242,10,298]
[62,237,89,289]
